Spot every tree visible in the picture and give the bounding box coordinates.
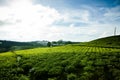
[47,42,51,47]
[57,40,63,45]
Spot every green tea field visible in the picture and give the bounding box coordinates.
[0,35,120,80]
[0,44,120,80]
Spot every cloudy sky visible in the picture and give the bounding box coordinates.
[0,0,120,42]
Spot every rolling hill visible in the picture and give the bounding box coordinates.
[0,40,47,53]
[0,40,76,53]
[0,35,120,80]
[83,35,120,47]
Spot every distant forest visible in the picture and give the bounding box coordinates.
[0,40,78,53]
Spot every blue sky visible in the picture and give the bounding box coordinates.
[0,0,120,42]
[34,0,120,9]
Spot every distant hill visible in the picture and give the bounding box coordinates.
[1,35,120,53]
[85,35,120,47]
[0,40,75,53]
[0,40,48,53]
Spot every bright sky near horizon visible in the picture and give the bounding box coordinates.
[0,0,120,42]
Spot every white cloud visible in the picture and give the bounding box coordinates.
[0,0,61,41]
[0,0,120,42]
[104,6,120,22]
[61,9,90,23]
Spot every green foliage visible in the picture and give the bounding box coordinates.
[0,44,120,80]
[47,42,52,47]
[86,35,120,47]
[0,40,48,53]
[19,75,29,80]
[67,73,77,80]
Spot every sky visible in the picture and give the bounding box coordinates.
[0,0,120,42]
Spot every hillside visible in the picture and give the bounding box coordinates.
[84,35,120,47]
[0,36,120,80]
[0,44,120,80]
[0,40,76,53]
[0,40,47,53]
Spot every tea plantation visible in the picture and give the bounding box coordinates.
[0,36,120,80]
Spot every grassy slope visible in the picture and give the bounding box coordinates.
[0,36,120,80]
[82,35,120,47]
